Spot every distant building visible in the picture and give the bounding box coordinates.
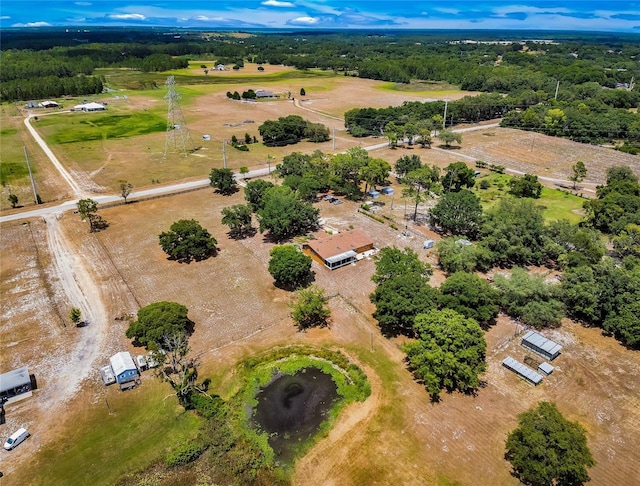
[255,89,276,98]
[303,229,374,270]
[109,352,139,386]
[73,102,106,112]
[521,330,562,361]
[502,356,543,385]
[41,100,60,108]
[380,187,394,195]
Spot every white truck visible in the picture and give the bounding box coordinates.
[3,428,29,450]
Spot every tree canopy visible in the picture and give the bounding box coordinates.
[403,309,486,401]
[372,246,432,284]
[438,272,500,327]
[441,162,476,192]
[257,185,319,241]
[209,168,238,195]
[291,285,330,329]
[244,179,275,212]
[159,219,217,263]
[268,244,313,289]
[126,301,193,350]
[429,189,483,238]
[509,174,543,199]
[221,204,253,238]
[505,402,595,486]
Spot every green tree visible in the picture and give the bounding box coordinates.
[126,301,192,350]
[613,223,640,258]
[239,166,249,180]
[436,237,489,273]
[69,307,82,326]
[221,204,253,238]
[506,402,595,486]
[291,285,330,329]
[8,193,18,208]
[370,272,439,337]
[361,157,391,193]
[509,174,543,198]
[394,154,422,179]
[300,87,306,96]
[402,165,441,221]
[569,161,587,190]
[159,219,217,263]
[268,244,313,289]
[403,309,486,401]
[372,246,432,284]
[77,198,99,232]
[493,267,564,329]
[438,272,500,327]
[437,129,462,147]
[258,185,319,241]
[119,181,133,204]
[441,162,476,192]
[209,168,238,195]
[479,197,549,267]
[244,179,274,212]
[429,189,483,238]
[544,108,567,136]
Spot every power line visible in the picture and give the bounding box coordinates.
[163,76,194,160]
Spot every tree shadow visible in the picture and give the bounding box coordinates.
[227,227,257,240]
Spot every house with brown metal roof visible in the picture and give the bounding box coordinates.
[303,229,374,270]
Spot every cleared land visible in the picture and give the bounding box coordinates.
[2,70,640,485]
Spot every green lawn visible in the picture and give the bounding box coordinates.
[474,173,586,224]
[21,381,201,486]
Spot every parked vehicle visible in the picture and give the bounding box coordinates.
[3,428,29,450]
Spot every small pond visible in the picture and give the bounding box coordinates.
[251,367,338,460]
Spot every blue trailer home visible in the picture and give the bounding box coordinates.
[109,352,139,386]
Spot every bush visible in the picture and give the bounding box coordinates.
[166,441,206,467]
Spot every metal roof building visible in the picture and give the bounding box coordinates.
[502,356,543,385]
[303,229,374,270]
[109,352,139,385]
[521,330,562,361]
[0,366,32,400]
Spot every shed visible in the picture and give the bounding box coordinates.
[255,89,275,98]
[423,239,435,249]
[41,100,59,108]
[136,355,148,371]
[109,352,139,384]
[538,362,555,376]
[367,190,380,199]
[0,367,32,400]
[502,356,543,385]
[202,134,211,141]
[381,187,394,195]
[303,229,374,270]
[521,330,562,361]
[100,365,116,385]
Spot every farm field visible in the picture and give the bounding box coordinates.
[2,186,640,485]
[2,65,640,486]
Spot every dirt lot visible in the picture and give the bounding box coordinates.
[2,186,640,485]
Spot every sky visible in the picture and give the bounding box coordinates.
[1,1,639,32]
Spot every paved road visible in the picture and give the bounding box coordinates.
[0,168,273,224]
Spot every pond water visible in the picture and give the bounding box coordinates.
[252,367,338,460]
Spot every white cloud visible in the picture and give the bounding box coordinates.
[289,16,320,24]
[108,13,146,20]
[261,0,295,7]
[74,2,92,5]
[0,16,10,20]
[11,21,51,27]
[193,15,226,21]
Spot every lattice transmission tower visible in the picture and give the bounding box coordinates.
[163,76,194,159]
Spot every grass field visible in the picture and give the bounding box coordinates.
[474,173,586,224]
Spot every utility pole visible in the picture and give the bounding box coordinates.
[332,126,336,151]
[554,80,560,101]
[222,140,227,169]
[443,98,449,129]
[23,146,39,204]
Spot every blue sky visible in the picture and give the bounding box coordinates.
[1,1,639,32]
